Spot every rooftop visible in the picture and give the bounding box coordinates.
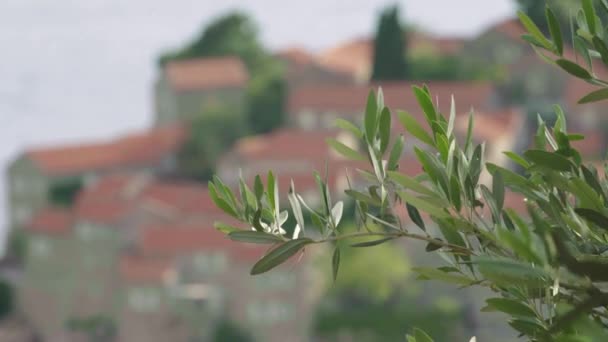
[26,208,73,235]
[26,125,186,177]
[164,56,249,92]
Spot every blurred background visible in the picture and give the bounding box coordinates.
[1,0,605,341]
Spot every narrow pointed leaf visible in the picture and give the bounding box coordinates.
[524,150,574,171]
[378,107,391,154]
[546,7,563,55]
[556,59,592,79]
[335,118,363,138]
[575,208,608,229]
[332,247,340,282]
[326,138,365,161]
[406,202,425,231]
[399,191,449,218]
[388,135,404,171]
[397,110,434,146]
[412,85,437,124]
[517,10,552,49]
[351,236,395,247]
[364,90,378,144]
[229,231,284,244]
[578,88,608,104]
[483,298,537,318]
[251,238,313,275]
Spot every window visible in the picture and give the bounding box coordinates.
[128,288,161,313]
[77,222,108,241]
[12,177,28,195]
[254,272,296,291]
[246,300,295,324]
[192,253,226,274]
[297,110,317,130]
[30,237,51,258]
[14,206,32,224]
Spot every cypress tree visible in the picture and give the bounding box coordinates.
[371,6,408,81]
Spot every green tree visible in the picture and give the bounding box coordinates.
[159,12,266,70]
[212,318,254,342]
[160,11,286,135]
[371,5,408,81]
[211,2,608,340]
[177,105,246,181]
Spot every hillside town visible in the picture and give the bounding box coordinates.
[3,9,608,342]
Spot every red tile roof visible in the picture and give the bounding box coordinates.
[317,38,372,78]
[139,225,264,261]
[26,125,186,176]
[164,56,249,92]
[486,18,526,41]
[120,255,173,284]
[408,31,465,55]
[140,182,219,215]
[26,208,73,235]
[288,81,495,117]
[232,128,344,163]
[276,47,315,66]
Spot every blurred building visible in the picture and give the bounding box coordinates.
[154,56,249,125]
[20,174,316,342]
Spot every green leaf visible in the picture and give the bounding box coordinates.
[574,208,608,229]
[413,328,434,342]
[332,247,340,282]
[546,6,563,55]
[335,118,363,138]
[593,36,608,66]
[449,175,462,211]
[378,107,391,154]
[412,267,474,286]
[476,257,549,286]
[503,151,530,168]
[406,202,425,231]
[556,59,592,79]
[250,238,313,275]
[214,222,241,234]
[345,189,382,206]
[583,0,597,35]
[229,231,284,244]
[398,191,449,218]
[483,298,537,318]
[509,319,546,336]
[517,10,552,49]
[388,135,404,171]
[254,175,264,202]
[578,87,608,104]
[493,172,505,211]
[574,36,592,70]
[252,209,264,232]
[208,183,239,219]
[397,110,434,146]
[425,240,443,252]
[388,171,435,197]
[267,171,278,214]
[412,85,437,124]
[524,149,574,171]
[326,138,365,161]
[464,111,474,155]
[351,237,395,247]
[364,90,378,144]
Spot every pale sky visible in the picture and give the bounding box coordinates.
[0,0,516,246]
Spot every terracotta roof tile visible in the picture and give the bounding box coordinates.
[139,225,264,262]
[26,125,186,176]
[276,47,315,66]
[232,128,344,163]
[317,38,372,79]
[165,56,249,91]
[288,81,495,118]
[409,31,465,55]
[487,18,526,40]
[26,208,73,235]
